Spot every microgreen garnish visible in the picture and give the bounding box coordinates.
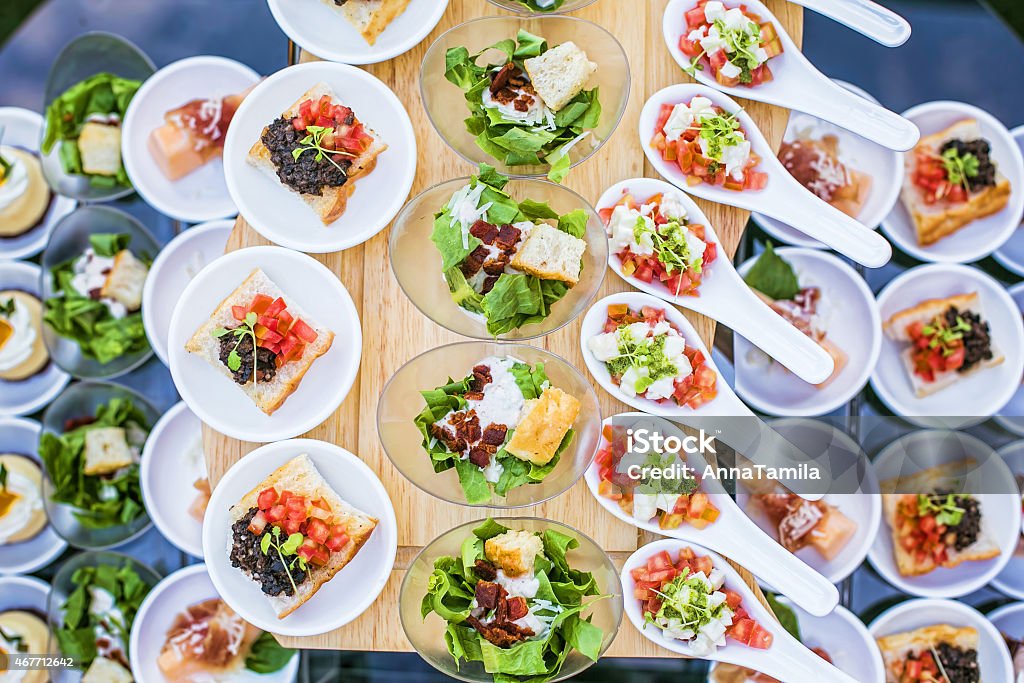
[0,625,26,653]
[683,18,763,84]
[212,311,259,375]
[0,463,7,492]
[917,492,967,527]
[0,298,15,318]
[291,125,355,174]
[921,314,972,357]
[688,111,744,162]
[631,215,701,296]
[259,526,307,596]
[0,125,11,180]
[940,147,980,193]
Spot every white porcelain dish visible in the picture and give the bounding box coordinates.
[142,219,233,366]
[707,601,885,683]
[988,602,1024,652]
[991,440,1024,600]
[622,539,857,683]
[993,125,1024,276]
[734,248,882,417]
[0,574,50,616]
[168,246,362,443]
[870,264,1024,424]
[639,84,892,268]
[222,61,416,253]
[129,563,300,683]
[268,0,448,65]
[662,0,918,151]
[881,101,1024,264]
[786,0,910,46]
[868,598,1014,683]
[202,439,397,637]
[867,429,1022,598]
[140,401,207,558]
[585,413,839,615]
[0,260,70,416]
[994,282,1024,436]
[596,178,835,385]
[0,417,68,574]
[752,81,902,250]
[0,107,76,260]
[122,56,259,223]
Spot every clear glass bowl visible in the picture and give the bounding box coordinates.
[40,31,155,203]
[40,205,158,379]
[377,340,603,507]
[486,0,599,15]
[419,16,630,176]
[389,176,609,340]
[399,517,623,683]
[40,381,159,549]
[46,550,161,682]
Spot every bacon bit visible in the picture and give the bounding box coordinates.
[475,580,502,611]
[468,445,494,468]
[474,560,498,581]
[495,224,522,250]
[482,276,500,294]
[489,63,516,94]
[470,220,500,245]
[461,245,490,278]
[470,365,493,392]
[506,596,529,621]
[481,424,508,446]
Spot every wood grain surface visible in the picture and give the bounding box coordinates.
[202,0,802,655]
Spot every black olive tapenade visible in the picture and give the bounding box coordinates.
[218,327,278,385]
[942,306,994,374]
[926,488,982,552]
[939,138,997,192]
[262,117,352,196]
[229,507,308,598]
[934,643,981,683]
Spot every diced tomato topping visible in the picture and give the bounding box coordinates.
[265,505,287,523]
[647,550,675,572]
[247,510,269,535]
[290,319,318,344]
[265,297,287,317]
[281,518,302,536]
[257,488,279,510]
[231,305,248,321]
[306,518,330,544]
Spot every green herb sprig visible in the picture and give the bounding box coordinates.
[0,298,15,318]
[691,111,745,162]
[291,125,354,174]
[921,315,971,357]
[917,492,967,527]
[682,18,763,85]
[0,463,7,492]
[212,312,259,375]
[940,147,980,193]
[259,526,307,596]
[0,626,27,653]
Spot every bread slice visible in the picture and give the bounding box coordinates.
[101,249,148,312]
[229,454,378,619]
[185,268,334,415]
[78,122,122,176]
[505,387,580,466]
[878,624,978,683]
[246,82,387,225]
[82,656,133,683]
[508,223,586,285]
[881,459,1001,577]
[523,42,597,113]
[83,427,134,476]
[320,0,411,45]
[484,529,543,578]
[901,119,1012,246]
[883,292,1004,398]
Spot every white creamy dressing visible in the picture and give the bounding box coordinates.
[661,95,752,181]
[69,248,127,319]
[495,568,540,600]
[89,587,127,659]
[0,469,43,545]
[447,182,494,251]
[0,298,36,372]
[0,149,28,213]
[588,320,692,400]
[482,86,557,130]
[84,113,121,126]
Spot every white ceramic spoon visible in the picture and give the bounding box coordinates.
[622,539,857,683]
[596,177,834,385]
[788,0,911,47]
[640,83,893,268]
[580,291,830,500]
[662,0,919,151]
[587,413,839,616]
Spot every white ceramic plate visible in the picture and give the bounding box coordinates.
[991,440,1024,600]
[993,125,1024,276]
[122,56,259,223]
[0,417,68,574]
[752,81,902,249]
[140,401,207,558]
[0,107,76,260]
[735,418,881,584]
[168,246,361,443]
[142,220,233,366]
[0,574,50,615]
[867,430,1022,598]
[707,601,885,683]
[129,563,299,683]
[0,261,70,416]
[734,248,882,416]
[994,282,1024,436]
[202,439,397,636]
[268,0,448,65]
[223,61,416,253]
[881,101,1024,264]
[868,598,1014,683]
[870,263,1024,423]
[988,602,1024,652]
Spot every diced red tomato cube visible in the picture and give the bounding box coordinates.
[325,526,350,552]
[247,510,269,535]
[290,319,318,344]
[281,518,302,536]
[257,488,279,510]
[306,518,330,544]
[749,624,774,649]
[265,297,287,317]
[231,305,248,321]
[647,551,674,572]
[265,505,287,523]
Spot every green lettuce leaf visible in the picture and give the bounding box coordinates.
[743,242,800,300]
[245,632,296,673]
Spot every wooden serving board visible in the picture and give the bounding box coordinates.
[203,0,801,655]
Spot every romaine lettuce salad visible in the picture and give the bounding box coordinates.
[432,165,589,337]
[421,519,607,682]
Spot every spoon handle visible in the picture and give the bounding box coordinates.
[738,624,861,683]
[796,76,919,151]
[759,177,893,268]
[789,0,911,47]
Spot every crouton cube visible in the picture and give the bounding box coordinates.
[82,656,133,683]
[83,427,135,476]
[484,529,544,577]
[101,250,149,312]
[509,223,586,285]
[78,122,123,177]
[505,387,580,466]
[523,42,597,113]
